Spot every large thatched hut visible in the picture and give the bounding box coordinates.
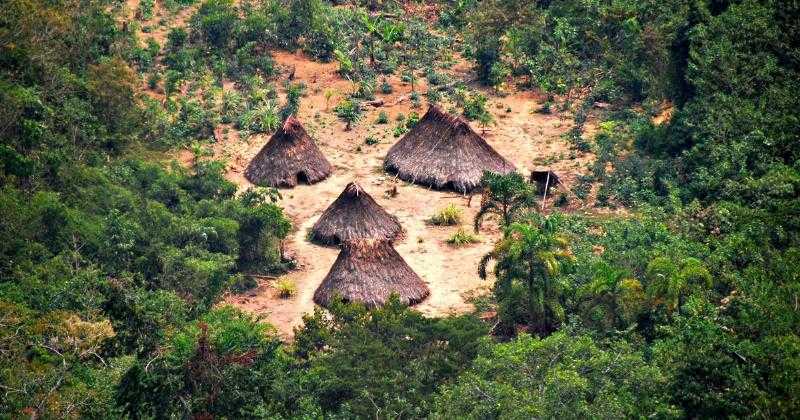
[384,106,516,193]
[313,239,429,309]
[310,182,404,245]
[244,116,332,187]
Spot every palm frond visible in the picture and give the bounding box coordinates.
[473,202,499,233]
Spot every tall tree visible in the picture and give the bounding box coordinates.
[474,171,534,233]
[479,214,572,335]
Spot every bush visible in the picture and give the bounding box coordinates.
[239,101,279,134]
[427,89,441,104]
[406,112,420,129]
[353,79,376,100]
[428,204,463,226]
[393,123,408,137]
[275,278,296,298]
[447,229,481,247]
[375,111,389,124]
[381,80,393,94]
[334,99,362,130]
[193,0,238,49]
[230,274,258,293]
[462,92,489,121]
[147,72,161,89]
[138,0,155,20]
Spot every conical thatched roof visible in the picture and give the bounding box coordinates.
[313,239,429,309]
[384,106,516,193]
[310,182,404,245]
[244,116,333,188]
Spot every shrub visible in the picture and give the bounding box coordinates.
[393,124,408,137]
[230,274,258,293]
[381,80,393,94]
[147,72,161,89]
[221,90,244,124]
[375,111,389,124]
[334,99,362,130]
[194,0,238,49]
[411,91,421,108]
[462,92,489,121]
[572,175,593,200]
[353,79,376,100]
[137,0,155,20]
[406,112,420,129]
[239,101,279,134]
[233,42,275,78]
[447,229,481,247]
[428,204,463,226]
[280,82,305,121]
[427,89,441,104]
[275,278,296,298]
[365,136,379,145]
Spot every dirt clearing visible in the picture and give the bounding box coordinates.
[171,51,593,338]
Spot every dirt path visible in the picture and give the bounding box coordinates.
[181,51,596,338]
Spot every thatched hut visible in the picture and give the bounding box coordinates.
[310,182,404,245]
[244,116,333,187]
[530,169,561,194]
[384,106,516,193]
[313,239,429,308]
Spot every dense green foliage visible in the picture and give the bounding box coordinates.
[1,0,798,417]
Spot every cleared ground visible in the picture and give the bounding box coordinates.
[171,51,595,338]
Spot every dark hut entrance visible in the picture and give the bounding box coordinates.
[243,116,333,188]
[530,170,560,194]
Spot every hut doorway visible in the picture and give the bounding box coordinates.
[296,171,310,184]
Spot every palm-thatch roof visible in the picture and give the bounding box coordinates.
[384,105,516,193]
[244,116,332,188]
[530,169,561,193]
[310,182,404,245]
[313,239,429,308]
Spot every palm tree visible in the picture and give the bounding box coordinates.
[474,172,535,233]
[577,261,644,329]
[646,256,712,314]
[479,214,573,336]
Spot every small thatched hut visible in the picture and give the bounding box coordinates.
[244,116,332,187]
[384,106,516,193]
[530,169,561,194]
[310,182,404,245]
[313,239,429,309]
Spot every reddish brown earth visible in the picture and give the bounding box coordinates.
[174,52,598,338]
[125,4,602,338]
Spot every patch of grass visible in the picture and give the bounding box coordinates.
[275,279,296,298]
[447,229,481,247]
[428,204,463,226]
